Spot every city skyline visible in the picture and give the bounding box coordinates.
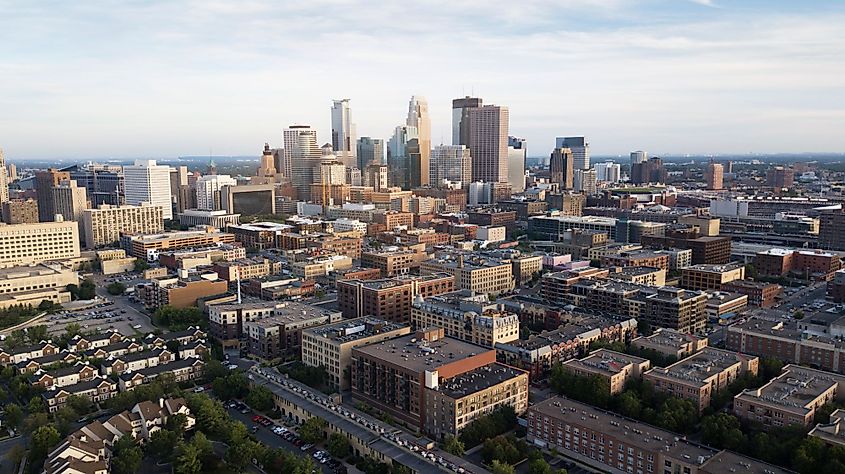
[2,1,845,160]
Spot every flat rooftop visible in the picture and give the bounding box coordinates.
[0,263,67,279]
[647,347,751,385]
[531,397,716,464]
[230,222,293,232]
[736,365,845,414]
[245,302,341,327]
[564,349,648,377]
[684,263,745,273]
[304,317,408,343]
[127,230,232,243]
[436,363,526,399]
[353,333,492,374]
[635,328,705,349]
[344,273,453,291]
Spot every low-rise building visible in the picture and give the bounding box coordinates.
[122,228,236,260]
[244,302,342,360]
[602,250,670,271]
[228,222,293,249]
[561,349,650,395]
[360,247,429,276]
[423,363,529,440]
[212,257,282,282]
[630,328,708,359]
[300,317,411,390]
[809,409,845,447]
[337,273,455,323]
[680,263,746,291]
[137,272,229,309]
[100,348,175,376]
[527,396,790,474]
[0,263,78,310]
[644,347,759,412]
[158,244,247,270]
[420,255,515,296]
[606,266,666,286]
[31,362,99,390]
[119,357,205,391]
[511,254,543,285]
[705,291,748,322]
[291,255,354,279]
[734,365,845,429]
[721,280,783,308]
[67,332,125,353]
[42,376,118,413]
[0,341,60,366]
[410,291,520,347]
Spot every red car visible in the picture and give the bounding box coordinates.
[252,415,262,423]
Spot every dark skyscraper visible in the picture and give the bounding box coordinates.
[451,96,483,146]
[549,147,574,190]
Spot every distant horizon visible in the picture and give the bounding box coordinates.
[2,1,844,159]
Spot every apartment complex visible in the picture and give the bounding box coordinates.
[300,317,411,390]
[228,222,293,249]
[136,273,228,309]
[411,291,520,347]
[606,266,666,287]
[122,228,236,259]
[527,397,789,474]
[0,221,80,265]
[641,235,732,265]
[2,198,39,224]
[631,328,708,359]
[158,244,247,270]
[351,327,528,437]
[754,248,842,281]
[244,302,342,359]
[424,363,528,440]
[420,255,515,296]
[721,280,783,308]
[643,347,759,411]
[337,273,455,323]
[679,263,746,291]
[82,203,164,249]
[360,247,429,276]
[602,251,670,271]
[561,349,650,395]
[734,365,845,429]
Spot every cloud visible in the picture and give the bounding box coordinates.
[0,1,843,158]
[689,0,718,7]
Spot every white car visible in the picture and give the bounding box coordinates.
[227,364,239,370]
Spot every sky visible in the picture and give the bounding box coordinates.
[1,0,844,160]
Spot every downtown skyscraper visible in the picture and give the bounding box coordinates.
[451,96,482,146]
[331,99,356,168]
[557,136,590,170]
[407,96,431,187]
[123,159,173,219]
[283,124,322,199]
[468,104,509,183]
[357,137,384,169]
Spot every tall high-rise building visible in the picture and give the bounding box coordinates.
[123,160,173,220]
[7,163,17,182]
[331,99,356,160]
[595,161,621,183]
[573,169,597,195]
[346,167,362,186]
[630,150,648,165]
[556,137,589,170]
[549,148,574,190]
[283,125,322,199]
[357,137,384,169]
[53,179,89,244]
[318,161,347,185]
[631,157,667,185]
[256,143,277,182]
[452,96,483,146]
[507,136,527,193]
[35,168,71,222]
[407,96,431,187]
[0,148,8,203]
[83,203,164,249]
[196,174,237,211]
[170,165,191,214]
[430,145,472,186]
[705,162,724,190]
[68,163,123,207]
[387,124,418,189]
[766,166,795,189]
[469,105,509,183]
[365,164,389,192]
[2,199,38,224]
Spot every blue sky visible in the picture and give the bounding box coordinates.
[1,0,844,160]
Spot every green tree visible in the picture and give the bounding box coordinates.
[26,325,48,344]
[299,417,327,444]
[327,432,352,459]
[23,412,50,435]
[66,284,80,301]
[29,425,61,469]
[701,413,746,451]
[443,435,465,456]
[148,429,180,460]
[175,442,203,474]
[213,372,249,401]
[167,413,189,438]
[528,458,553,474]
[111,435,143,474]
[78,279,96,300]
[107,282,127,295]
[190,431,213,459]
[4,403,23,430]
[245,385,274,412]
[225,439,258,471]
[490,460,516,474]
[67,394,95,415]
[28,395,47,413]
[134,259,150,272]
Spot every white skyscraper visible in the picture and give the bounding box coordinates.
[196,174,237,211]
[556,137,590,170]
[595,161,621,183]
[573,168,597,195]
[123,160,173,219]
[331,99,356,155]
[407,96,431,187]
[507,136,527,193]
[430,145,472,186]
[630,151,648,165]
[469,104,509,183]
[283,125,322,199]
